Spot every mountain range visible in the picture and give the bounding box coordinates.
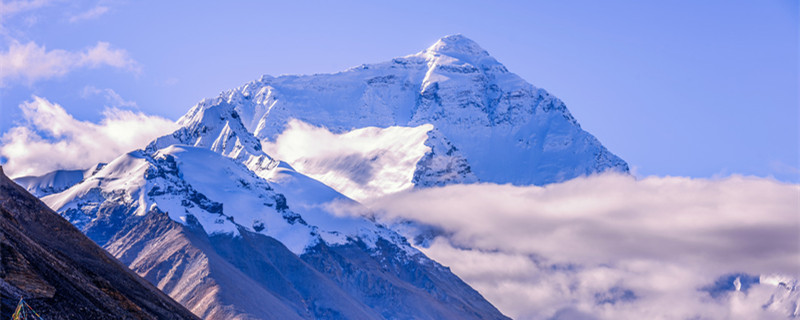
[11,35,631,319]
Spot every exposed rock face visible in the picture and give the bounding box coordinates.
[412,128,477,187]
[0,166,198,320]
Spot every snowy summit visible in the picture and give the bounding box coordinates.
[170,34,628,201]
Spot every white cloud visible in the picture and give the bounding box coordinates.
[0,96,178,178]
[365,174,800,319]
[68,5,108,23]
[0,40,140,86]
[262,119,433,201]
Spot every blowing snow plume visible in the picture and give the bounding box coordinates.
[364,173,800,319]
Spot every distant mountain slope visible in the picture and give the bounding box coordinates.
[0,166,198,320]
[12,164,104,198]
[180,34,627,200]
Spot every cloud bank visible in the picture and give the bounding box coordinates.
[0,40,140,86]
[0,96,177,178]
[365,174,800,319]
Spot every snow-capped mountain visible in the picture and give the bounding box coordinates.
[32,142,507,318]
[10,35,632,319]
[186,34,628,201]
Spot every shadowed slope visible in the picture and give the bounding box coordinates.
[0,166,198,320]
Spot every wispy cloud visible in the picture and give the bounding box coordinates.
[0,96,177,178]
[157,77,179,87]
[68,5,108,23]
[0,0,57,34]
[0,0,55,18]
[770,160,800,182]
[81,85,137,109]
[0,40,140,87]
[365,174,800,319]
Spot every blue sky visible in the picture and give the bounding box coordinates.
[1,0,798,181]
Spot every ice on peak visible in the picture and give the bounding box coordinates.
[425,34,488,57]
[421,34,498,67]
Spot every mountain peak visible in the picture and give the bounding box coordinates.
[424,34,489,59]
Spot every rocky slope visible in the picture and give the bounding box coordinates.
[0,166,198,320]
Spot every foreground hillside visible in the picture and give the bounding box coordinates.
[0,166,198,320]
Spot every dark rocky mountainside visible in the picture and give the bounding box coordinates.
[0,166,198,320]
